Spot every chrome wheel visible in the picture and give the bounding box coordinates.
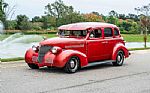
[113,50,124,66]
[117,54,123,63]
[70,60,76,68]
[64,56,79,73]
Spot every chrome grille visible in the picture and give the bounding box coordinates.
[38,45,52,63]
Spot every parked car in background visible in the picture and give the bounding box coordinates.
[25,22,130,73]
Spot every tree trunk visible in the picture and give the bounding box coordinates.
[144,27,148,48]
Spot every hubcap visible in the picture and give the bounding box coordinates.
[70,60,75,68]
[117,55,121,62]
[117,53,123,64]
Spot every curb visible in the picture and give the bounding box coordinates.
[1,60,25,64]
[129,49,150,54]
[1,49,150,63]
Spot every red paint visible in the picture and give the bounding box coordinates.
[25,22,129,68]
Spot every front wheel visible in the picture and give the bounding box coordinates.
[64,56,80,73]
[28,63,39,69]
[113,50,124,66]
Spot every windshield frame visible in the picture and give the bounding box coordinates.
[58,30,88,38]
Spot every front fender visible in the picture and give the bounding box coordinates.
[112,43,129,60]
[25,48,38,63]
[52,50,88,67]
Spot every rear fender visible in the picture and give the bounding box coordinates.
[112,43,129,60]
[54,50,88,67]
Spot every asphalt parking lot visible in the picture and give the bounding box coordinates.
[1,50,150,93]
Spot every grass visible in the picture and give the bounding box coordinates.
[0,47,150,62]
[0,57,24,62]
[41,34,56,38]
[0,34,10,41]
[122,34,150,42]
[1,32,150,62]
[1,32,150,42]
[128,47,150,51]
[44,34,150,42]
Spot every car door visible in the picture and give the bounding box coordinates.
[87,29,108,62]
[103,27,115,59]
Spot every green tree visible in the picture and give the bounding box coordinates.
[130,21,139,33]
[135,3,150,48]
[6,20,17,30]
[83,13,104,22]
[128,13,139,21]
[107,16,118,25]
[41,15,56,29]
[45,0,80,27]
[0,0,3,20]
[109,10,118,17]
[92,11,100,16]
[0,0,15,29]
[16,15,31,30]
[0,0,8,26]
[101,14,107,22]
[107,10,119,25]
[59,12,84,25]
[118,14,126,20]
[32,16,41,22]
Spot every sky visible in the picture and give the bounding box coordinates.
[5,0,150,20]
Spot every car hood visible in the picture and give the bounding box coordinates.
[40,37,85,47]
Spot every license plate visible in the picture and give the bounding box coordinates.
[32,56,38,62]
[45,57,53,63]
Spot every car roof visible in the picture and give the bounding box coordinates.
[58,22,118,30]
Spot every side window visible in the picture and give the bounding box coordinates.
[104,28,113,37]
[89,29,102,38]
[114,28,120,36]
[95,29,102,38]
[89,31,95,38]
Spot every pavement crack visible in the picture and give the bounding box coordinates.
[39,71,150,93]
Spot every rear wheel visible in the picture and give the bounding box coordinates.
[28,63,39,69]
[64,56,79,73]
[113,50,124,66]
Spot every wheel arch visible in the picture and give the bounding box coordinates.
[55,50,88,67]
[112,43,129,60]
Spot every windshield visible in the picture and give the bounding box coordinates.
[58,30,87,38]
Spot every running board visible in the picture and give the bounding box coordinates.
[82,60,115,68]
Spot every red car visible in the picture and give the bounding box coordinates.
[25,22,130,73]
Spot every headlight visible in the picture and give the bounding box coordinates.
[32,45,39,51]
[51,46,62,54]
[51,47,58,54]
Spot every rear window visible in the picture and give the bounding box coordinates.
[114,28,120,36]
[104,28,113,37]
